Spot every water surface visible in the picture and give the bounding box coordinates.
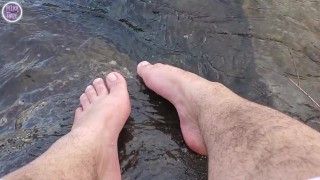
[0,0,319,179]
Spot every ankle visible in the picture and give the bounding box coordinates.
[67,129,120,179]
[97,146,121,180]
[196,82,245,144]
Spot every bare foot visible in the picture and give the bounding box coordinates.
[71,72,131,179]
[137,61,238,155]
[3,72,131,180]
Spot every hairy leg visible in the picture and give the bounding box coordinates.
[137,61,320,179]
[3,72,131,180]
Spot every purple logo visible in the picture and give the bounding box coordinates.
[2,2,23,23]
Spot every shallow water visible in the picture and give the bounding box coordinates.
[0,0,319,178]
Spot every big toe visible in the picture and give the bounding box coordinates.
[137,61,186,105]
[106,72,131,117]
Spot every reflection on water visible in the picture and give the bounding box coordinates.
[0,0,319,179]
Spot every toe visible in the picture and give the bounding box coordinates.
[80,93,90,110]
[93,78,108,96]
[137,61,151,68]
[137,61,151,76]
[136,62,176,102]
[85,85,98,102]
[74,107,83,121]
[105,72,131,122]
[106,72,128,97]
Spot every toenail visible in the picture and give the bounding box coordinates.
[86,85,93,90]
[107,73,117,82]
[138,61,150,67]
[93,78,103,84]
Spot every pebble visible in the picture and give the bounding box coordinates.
[109,60,117,65]
[0,117,8,126]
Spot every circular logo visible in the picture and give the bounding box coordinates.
[2,2,23,23]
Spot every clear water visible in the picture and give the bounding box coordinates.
[0,0,319,179]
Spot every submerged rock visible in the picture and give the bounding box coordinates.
[0,0,319,179]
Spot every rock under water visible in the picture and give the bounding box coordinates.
[0,0,319,179]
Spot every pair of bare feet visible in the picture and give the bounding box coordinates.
[5,61,320,179]
[71,61,224,179]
